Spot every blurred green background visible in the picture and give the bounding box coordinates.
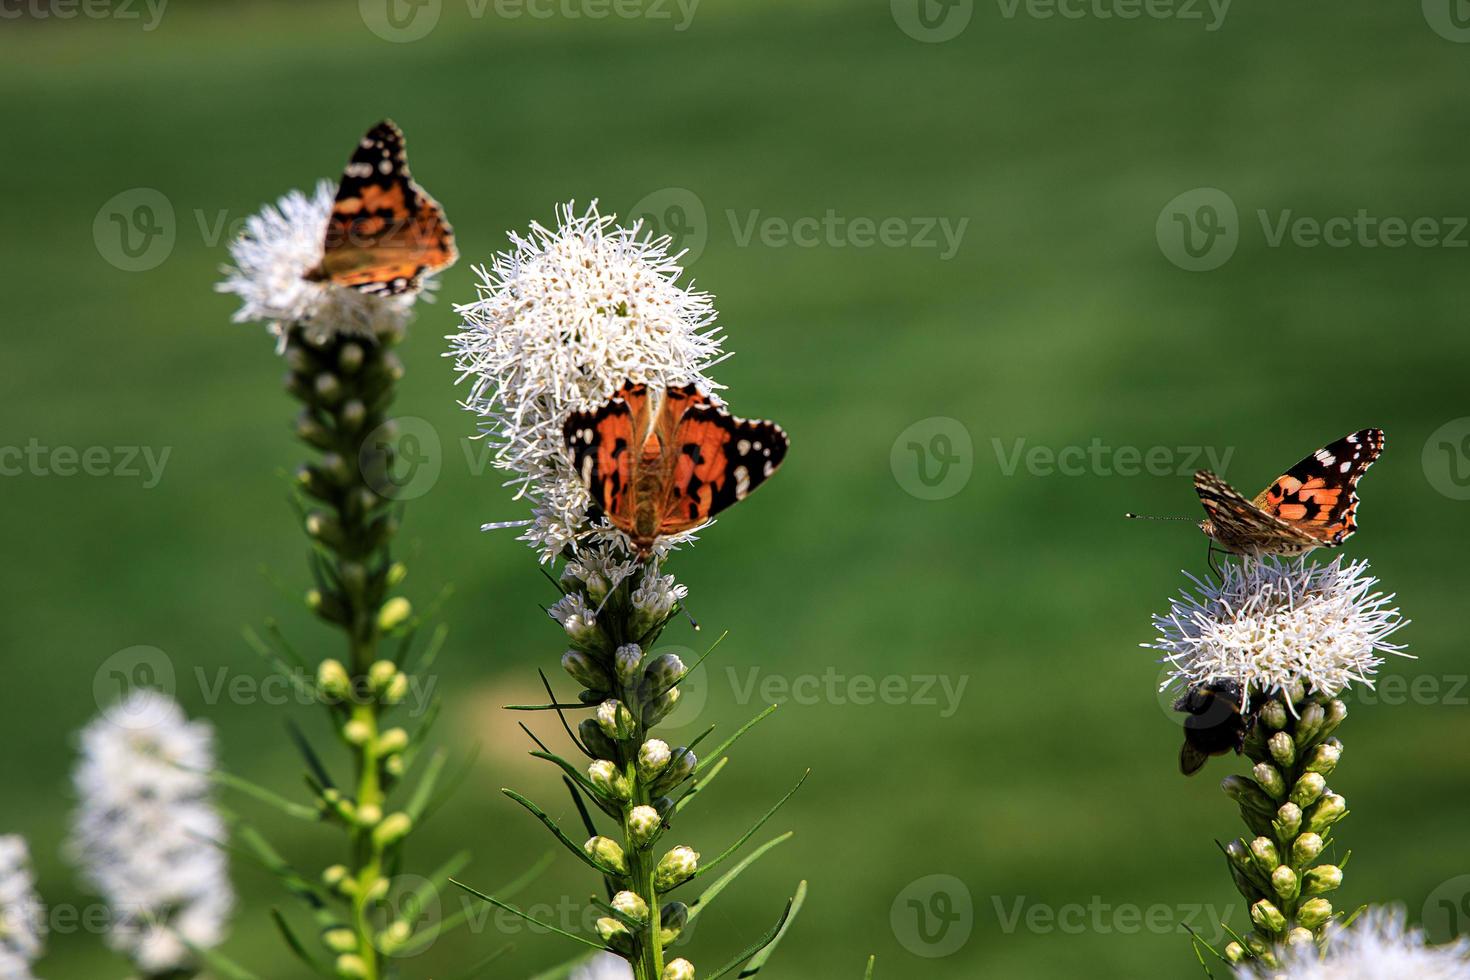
[4,0,1470,976]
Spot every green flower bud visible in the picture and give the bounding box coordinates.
[1297,897,1333,930]
[372,812,412,849]
[386,561,407,587]
[1223,775,1275,814]
[383,672,408,705]
[595,917,634,954]
[1302,865,1342,896]
[1286,927,1314,947]
[1253,763,1286,800]
[318,659,352,700]
[654,747,697,794]
[1305,793,1347,834]
[377,597,412,633]
[1249,837,1280,876]
[652,795,675,817]
[1294,702,1326,748]
[1273,802,1302,841]
[588,760,632,801]
[638,739,672,780]
[585,836,628,875]
[597,700,638,741]
[1271,866,1299,901]
[655,846,699,890]
[1289,772,1327,809]
[367,660,397,693]
[643,688,681,727]
[643,653,687,694]
[1304,740,1340,775]
[385,754,405,777]
[338,342,365,373]
[354,802,381,828]
[563,650,612,692]
[1292,832,1325,866]
[339,399,367,431]
[1318,700,1347,741]
[376,727,409,755]
[1223,941,1247,964]
[335,953,368,978]
[659,901,689,945]
[1250,899,1286,936]
[324,926,357,953]
[1268,731,1296,767]
[378,919,412,952]
[343,719,373,746]
[322,864,351,892]
[1259,700,1289,731]
[1225,839,1255,873]
[365,878,390,902]
[306,510,345,547]
[1230,865,1264,904]
[611,890,649,923]
[615,644,644,687]
[579,719,618,760]
[628,805,663,848]
[663,959,695,980]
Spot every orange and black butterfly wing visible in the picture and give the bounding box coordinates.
[1195,469,1318,556]
[658,398,789,536]
[563,383,650,534]
[308,120,457,295]
[1251,428,1384,546]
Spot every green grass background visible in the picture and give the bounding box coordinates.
[3,1,1470,976]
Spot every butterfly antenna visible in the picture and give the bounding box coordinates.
[1124,513,1196,521]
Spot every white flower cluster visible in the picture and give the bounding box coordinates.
[69,690,233,974]
[448,200,727,560]
[1238,906,1470,979]
[216,181,430,350]
[571,951,634,980]
[1148,557,1408,710]
[0,835,44,980]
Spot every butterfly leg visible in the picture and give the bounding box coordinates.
[1206,543,1226,581]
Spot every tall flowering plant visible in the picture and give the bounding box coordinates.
[447,202,807,980]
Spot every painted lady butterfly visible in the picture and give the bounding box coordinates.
[1195,428,1385,557]
[563,381,790,558]
[304,119,457,295]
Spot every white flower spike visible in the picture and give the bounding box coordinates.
[0,835,44,980]
[1236,905,1470,979]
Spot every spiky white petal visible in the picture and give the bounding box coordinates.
[1147,557,1408,710]
[571,952,634,980]
[447,200,727,561]
[69,690,233,973]
[0,836,44,980]
[1237,906,1470,979]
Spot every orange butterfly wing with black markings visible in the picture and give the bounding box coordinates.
[305,120,457,296]
[564,381,789,556]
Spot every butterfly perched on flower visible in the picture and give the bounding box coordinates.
[304,119,457,295]
[563,381,789,558]
[1194,429,1385,557]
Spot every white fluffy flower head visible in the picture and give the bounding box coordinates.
[70,689,233,974]
[1236,906,1470,979]
[0,835,44,980]
[216,180,435,350]
[448,200,727,560]
[571,951,634,980]
[1148,556,1408,710]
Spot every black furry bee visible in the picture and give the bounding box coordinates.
[1174,680,1248,776]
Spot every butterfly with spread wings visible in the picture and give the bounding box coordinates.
[304,119,457,296]
[1194,428,1385,558]
[563,381,790,558]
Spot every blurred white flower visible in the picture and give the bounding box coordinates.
[216,181,429,350]
[69,690,233,975]
[1237,906,1470,979]
[447,200,727,560]
[1148,557,1408,711]
[0,835,44,980]
[571,951,634,980]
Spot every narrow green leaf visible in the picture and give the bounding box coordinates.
[450,879,609,951]
[404,748,448,821]
[285,719,335,789]
[676,757,728,815]
[703,898,794,980]
[687,833,794,925]
[530,751,602,798]
[502,789,621,876]
[211,769,320,821]
[863,954,876,980]
[695,704,779,775]
[737,880,806,976]
[420,743,482,825]
[697,771,809,878]
[186,942,262,980]
[269,909,334,977]
[441,943,515,980]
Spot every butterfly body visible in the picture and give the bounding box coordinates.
[564,382,789,558]
[305,120,456,296]
[1195,428,1384,557]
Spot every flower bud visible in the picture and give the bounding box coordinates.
[654,747,697,793]
[615,644,644,686]
[1267,731,1296,767]
[655,846,699,890]
[643,689,681,727]
[1289,772,1326,809]
[1250,899,1286,935]
[1271,865,1299,901]
[563,650,612,692]
[1293,702,1326,747]
[643,654,687,694]
[579,719,618,760]
[1249,838,1280,876]
[376,727,409,755]
[639,739,672,780]
[1223,942,1247,964]
[1305,793,1347,834]
[596,917,634,954]
[1222,775,1274,813]
[1292,832,1325,866]
[378,919,412,952]
[550,595,607,652]
[612,890,649,923]
[1302,865,1342,896]
[1303,741,1340,776]
[367,660,398,693]
[377,596,412,633]
[585,836,628,875]
[1273,802,1302,841]
[1318,700,1347,741]
[372,813,412,849]
[588,760,632,801]
[629,805,663,848]
[324,926,357,953]
[335,954,368,978]
[663,959,695,980]
[652,795,676,817]
[598,700,638,741]
[1253,763,1286,800]
[1297,897,1333,930]
[318,659,352,700]
[659,902,689,945]
[1225,839,1254,874]
[322,864,351,892]
[1259,700,1289,731]
[343,719,373,746]
[1286,927,1314,947]
[382,672,408,705]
